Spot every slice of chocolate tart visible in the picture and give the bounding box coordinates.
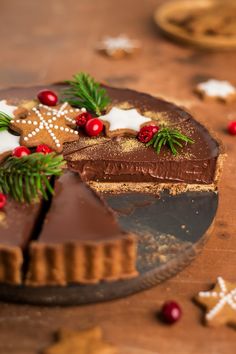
[0,200,42,284]
[64,86,224,194]
[26,171,137,286]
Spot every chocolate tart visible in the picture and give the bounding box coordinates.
[0,84,224,288]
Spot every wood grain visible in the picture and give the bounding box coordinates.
[0,0,236,353]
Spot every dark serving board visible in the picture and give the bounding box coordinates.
[0,190,218,306]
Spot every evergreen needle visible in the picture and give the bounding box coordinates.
[0,112,12,131]
[62,72,110,115]
[146,127,194,156]
[0,153,65,203]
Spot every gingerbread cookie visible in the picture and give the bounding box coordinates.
[10,103,81,153]
[43,327,117,354]
[99,107,153,137]
[196,276,236,327]
[195,79,236,103]
[97,35,141,59]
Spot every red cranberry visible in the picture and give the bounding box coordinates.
[0,194,7,209]
[37,90,58,106]
[228,121,236,135]
[76,112,93,127]
[161,301,182,324]
[85,118,103,136]
[138,125,159,143]
[12,146,31,158]
[36,144,52,154]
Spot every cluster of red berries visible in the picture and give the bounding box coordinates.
[75,112,104,137]
[12,144,52,158]
[138,124,159,143]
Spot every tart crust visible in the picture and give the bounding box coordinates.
[26,236,137,286]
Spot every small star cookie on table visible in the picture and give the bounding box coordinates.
[43,327,117,354]
[195,79,236,102]
[97,34,141,59]
[10,102,82,153]
[196,276,236,327]
[100,107,153,137]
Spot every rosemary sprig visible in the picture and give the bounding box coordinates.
[0,153,65,203]
[0,112,12,131]
[62,72,110,115]
[146,127,194,156]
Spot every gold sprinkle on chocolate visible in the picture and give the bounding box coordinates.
[119,138,144,153]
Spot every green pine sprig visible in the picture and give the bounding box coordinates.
[0,112,12,131]
[62,72,110,115]
[0,153,65,203]
[146,127,194,156]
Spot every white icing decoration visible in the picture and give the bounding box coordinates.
[0,100,17,117]
[38,102,84,126]
[0,100,19,155]
[100,107,151,133]
[98,35,140,55]
[197,79,236,98]
[199,277,236,321]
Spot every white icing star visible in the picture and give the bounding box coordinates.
[100,107,152,136]
[38,102,83,127]
[199,277,236,321]
[0,100,20,156]
[197,79,236,99]
[0,99,17,117]
[98,35,141,55]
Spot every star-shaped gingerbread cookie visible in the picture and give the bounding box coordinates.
[100,107,152,137]
[196,276,236,327]
[43,327,117,354]
[10,103,81,153]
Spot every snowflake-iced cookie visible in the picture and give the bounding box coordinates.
[196,276,236,327]
[97,35,141,59]
[100,107,152,137]
[10,103,81,153]
[195,79,236,102]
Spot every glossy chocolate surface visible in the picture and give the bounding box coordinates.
[38,171,126,243]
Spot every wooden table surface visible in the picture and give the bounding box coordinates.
[1,0,236,353]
